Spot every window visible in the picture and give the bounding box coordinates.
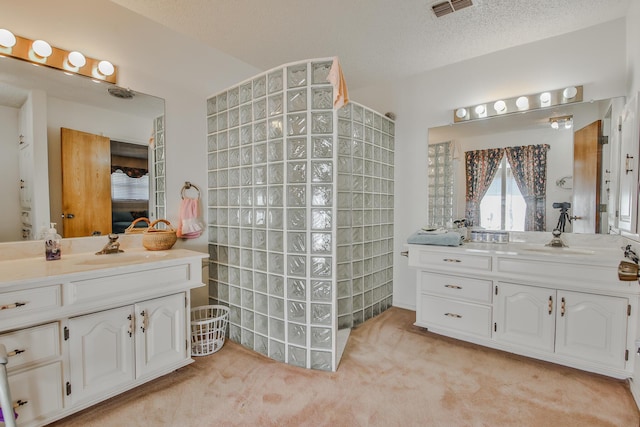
[479,157,525,231]
[111,169,149,201]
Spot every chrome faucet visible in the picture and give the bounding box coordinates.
[95,233,124,255]
[545,229,568,248]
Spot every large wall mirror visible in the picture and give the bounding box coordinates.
[0,55,165,242]
[428,97,622,234]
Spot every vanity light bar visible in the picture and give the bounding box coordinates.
[0,30,117,84]
[453,86,583,123]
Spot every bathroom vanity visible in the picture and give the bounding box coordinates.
[0,240,207,427]
[407,239,640,379]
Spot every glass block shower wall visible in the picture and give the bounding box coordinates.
[207,58,394,371]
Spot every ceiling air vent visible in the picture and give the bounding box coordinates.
[432,0,473,17]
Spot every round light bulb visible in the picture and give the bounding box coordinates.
[493,100,506,113]
[474,105,485,115]
[97,60,115,76]
[0,29,16,48]
[516,96,529,110]
[32,39,52,58]
[563,86,578,99]
[551,120,559,130]
[455,108,467,119]
[539,92,551,104]
[68,51,86,68]
[565,118,573,129]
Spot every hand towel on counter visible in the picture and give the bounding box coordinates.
[176,197,204,239]
[407,230,464,246]
[327,57,349,109]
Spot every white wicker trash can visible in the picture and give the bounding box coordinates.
[190,305,229,356]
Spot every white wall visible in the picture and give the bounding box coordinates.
[352,19,628,310]
[0,105,21,241]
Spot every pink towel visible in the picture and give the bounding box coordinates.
[176,197,203,239]
[327,57,349,109]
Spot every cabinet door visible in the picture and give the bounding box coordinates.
[135,293,186,378]
[555,291,628,369]
[617,94,639,232]
[68,305,135,405]
[494,282,555,353]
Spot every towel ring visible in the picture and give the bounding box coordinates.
[181,181,201,199]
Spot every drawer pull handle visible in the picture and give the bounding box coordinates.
[7,349,26,357]
[443,258,461,263]
[444,284,462,290]
[13,399,28,409]
[400,250,409,257]
[0,302,26,311]
[444,312,462,319]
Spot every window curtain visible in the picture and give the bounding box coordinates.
[504,144,550,231]
[465,148,504,227]
[111,165,148,179]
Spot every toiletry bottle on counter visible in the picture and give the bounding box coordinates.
[45,222,61,261]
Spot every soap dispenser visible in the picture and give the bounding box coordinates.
[45,223,61,261]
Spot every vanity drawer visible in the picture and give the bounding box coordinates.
[0,323,60,372]
[410,248,491,272]
[418,295,492,338]
[8,361,64,426]
[496,257,614,285]
[419,271,492,303]
[0,285,61,323]
[67,264,190,305]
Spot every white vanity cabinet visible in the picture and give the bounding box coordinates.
[68,293,186,405]
[0,248,207,427]
[408,243,639,379]
[494,283,628,368]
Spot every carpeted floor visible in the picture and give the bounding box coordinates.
[49,307,640,426]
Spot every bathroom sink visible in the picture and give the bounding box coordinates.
[77,251,170,266]
[518,246,595,256]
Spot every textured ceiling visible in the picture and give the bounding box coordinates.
[110,0,630,90]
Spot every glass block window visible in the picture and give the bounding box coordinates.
[427,141,454,227]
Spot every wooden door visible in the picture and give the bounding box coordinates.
[61,128,112,237]
[572,120,602,233]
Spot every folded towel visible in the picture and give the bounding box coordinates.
[177,197,204,239]
[326,57,349,109]
[407,230,463,247]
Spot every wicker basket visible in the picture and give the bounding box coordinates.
[142,219,177,251]
[124,217,151,234]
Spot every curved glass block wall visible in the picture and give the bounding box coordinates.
[207,58,394,371]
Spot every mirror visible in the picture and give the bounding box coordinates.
[428,97,621,234]
[0,56,165,242]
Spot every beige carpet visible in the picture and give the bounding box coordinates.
[50,307,639,426]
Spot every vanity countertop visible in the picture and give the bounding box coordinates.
[0,248,208,288]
